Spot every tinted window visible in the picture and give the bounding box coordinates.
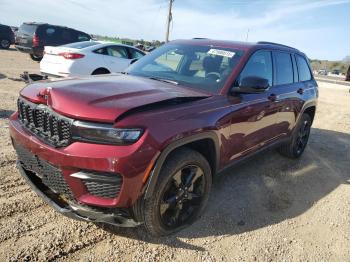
[76,32,90,41]
[106,46,128,58]
[46,27,56,35]
[274,52,293,85]
[296,55,312,81]
[18,24,38,35]
[239,50,273,86]
[128,48,144,59]
[61,29,73,42]
[94,48,107,55]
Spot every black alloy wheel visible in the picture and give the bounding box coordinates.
[294,118,311,156]
[142,148,212,236]
[159,164,205,229]
[277,113,312,158]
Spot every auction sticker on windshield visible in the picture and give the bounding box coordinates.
[207,49,235,58]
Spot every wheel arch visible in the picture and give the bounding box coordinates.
[91,67,110,75]
[144,131,220,199]
[302,105,316,124]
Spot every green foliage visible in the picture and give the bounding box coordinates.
[310,59,350,74]
[92,34,164,47]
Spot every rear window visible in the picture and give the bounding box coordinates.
[62,41,99,49]
[18,24,37,35]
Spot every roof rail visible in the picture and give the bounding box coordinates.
[257,41,298,50]
[192,38,209,40]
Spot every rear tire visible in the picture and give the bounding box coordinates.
[277,113,312,158]
[142,148,212,236]
[30,54,42,61]
[0,39,10,49]
[92,68,110,75]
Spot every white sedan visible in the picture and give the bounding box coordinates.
[40,41,145,77]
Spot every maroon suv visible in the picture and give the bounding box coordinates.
[9,39,317,236]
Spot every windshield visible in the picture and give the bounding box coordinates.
[61,41,99,49]
[126,43,244,94]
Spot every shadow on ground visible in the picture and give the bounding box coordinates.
[1,47,17,52]
[0,73,6,80]
[0,109,15,119]
[101,128,350,250]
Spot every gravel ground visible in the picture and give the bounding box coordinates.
[0,48,349,262]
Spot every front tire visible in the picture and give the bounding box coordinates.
[0,39,10,49]
[142,148,212,236]
[277,113,312,158]
[30,54,42,61]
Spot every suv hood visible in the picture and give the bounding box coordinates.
[20,74,211,123]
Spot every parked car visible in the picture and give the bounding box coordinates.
[331,69,341,75]
[10,39,317,236]
[40,41,146,77]
[145,46,156,52]
[317,69,328,75]
[15,22,91,61]
[0,24,15,49]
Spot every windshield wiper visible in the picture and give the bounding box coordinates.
[148,77,178,85]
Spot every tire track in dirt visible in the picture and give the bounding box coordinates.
[0,218,109,262]
[0,191,44,219]
[0,205,56,242]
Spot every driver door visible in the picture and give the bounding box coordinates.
[227,50,281,160]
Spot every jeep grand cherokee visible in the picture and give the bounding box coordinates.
[9,39,317,236]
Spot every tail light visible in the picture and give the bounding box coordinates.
[58,52,85,59]
[32,34,39,47]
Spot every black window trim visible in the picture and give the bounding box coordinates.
[291,53,299,83]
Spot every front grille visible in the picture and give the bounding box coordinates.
[84,180,122,199]
[14,143,73,199]
[17,98,72,147]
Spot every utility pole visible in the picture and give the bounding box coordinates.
[165,0,174,42]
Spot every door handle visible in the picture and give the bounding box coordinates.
[268,94,277,102]
[297,88,304,95]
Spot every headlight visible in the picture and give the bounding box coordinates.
[72,121,143,145]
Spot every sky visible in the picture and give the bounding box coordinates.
[0,0,349,60]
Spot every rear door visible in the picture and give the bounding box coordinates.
[36,25,63,47]
[271,51,305,137]
[102,45,131,72]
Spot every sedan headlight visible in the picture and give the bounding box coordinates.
[72,121,143,145]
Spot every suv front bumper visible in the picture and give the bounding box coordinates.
[17,162,141,227]
[9,113,158,209]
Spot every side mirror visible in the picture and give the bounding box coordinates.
[231,76,269,94]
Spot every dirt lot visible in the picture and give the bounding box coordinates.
[0,48,349,262]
